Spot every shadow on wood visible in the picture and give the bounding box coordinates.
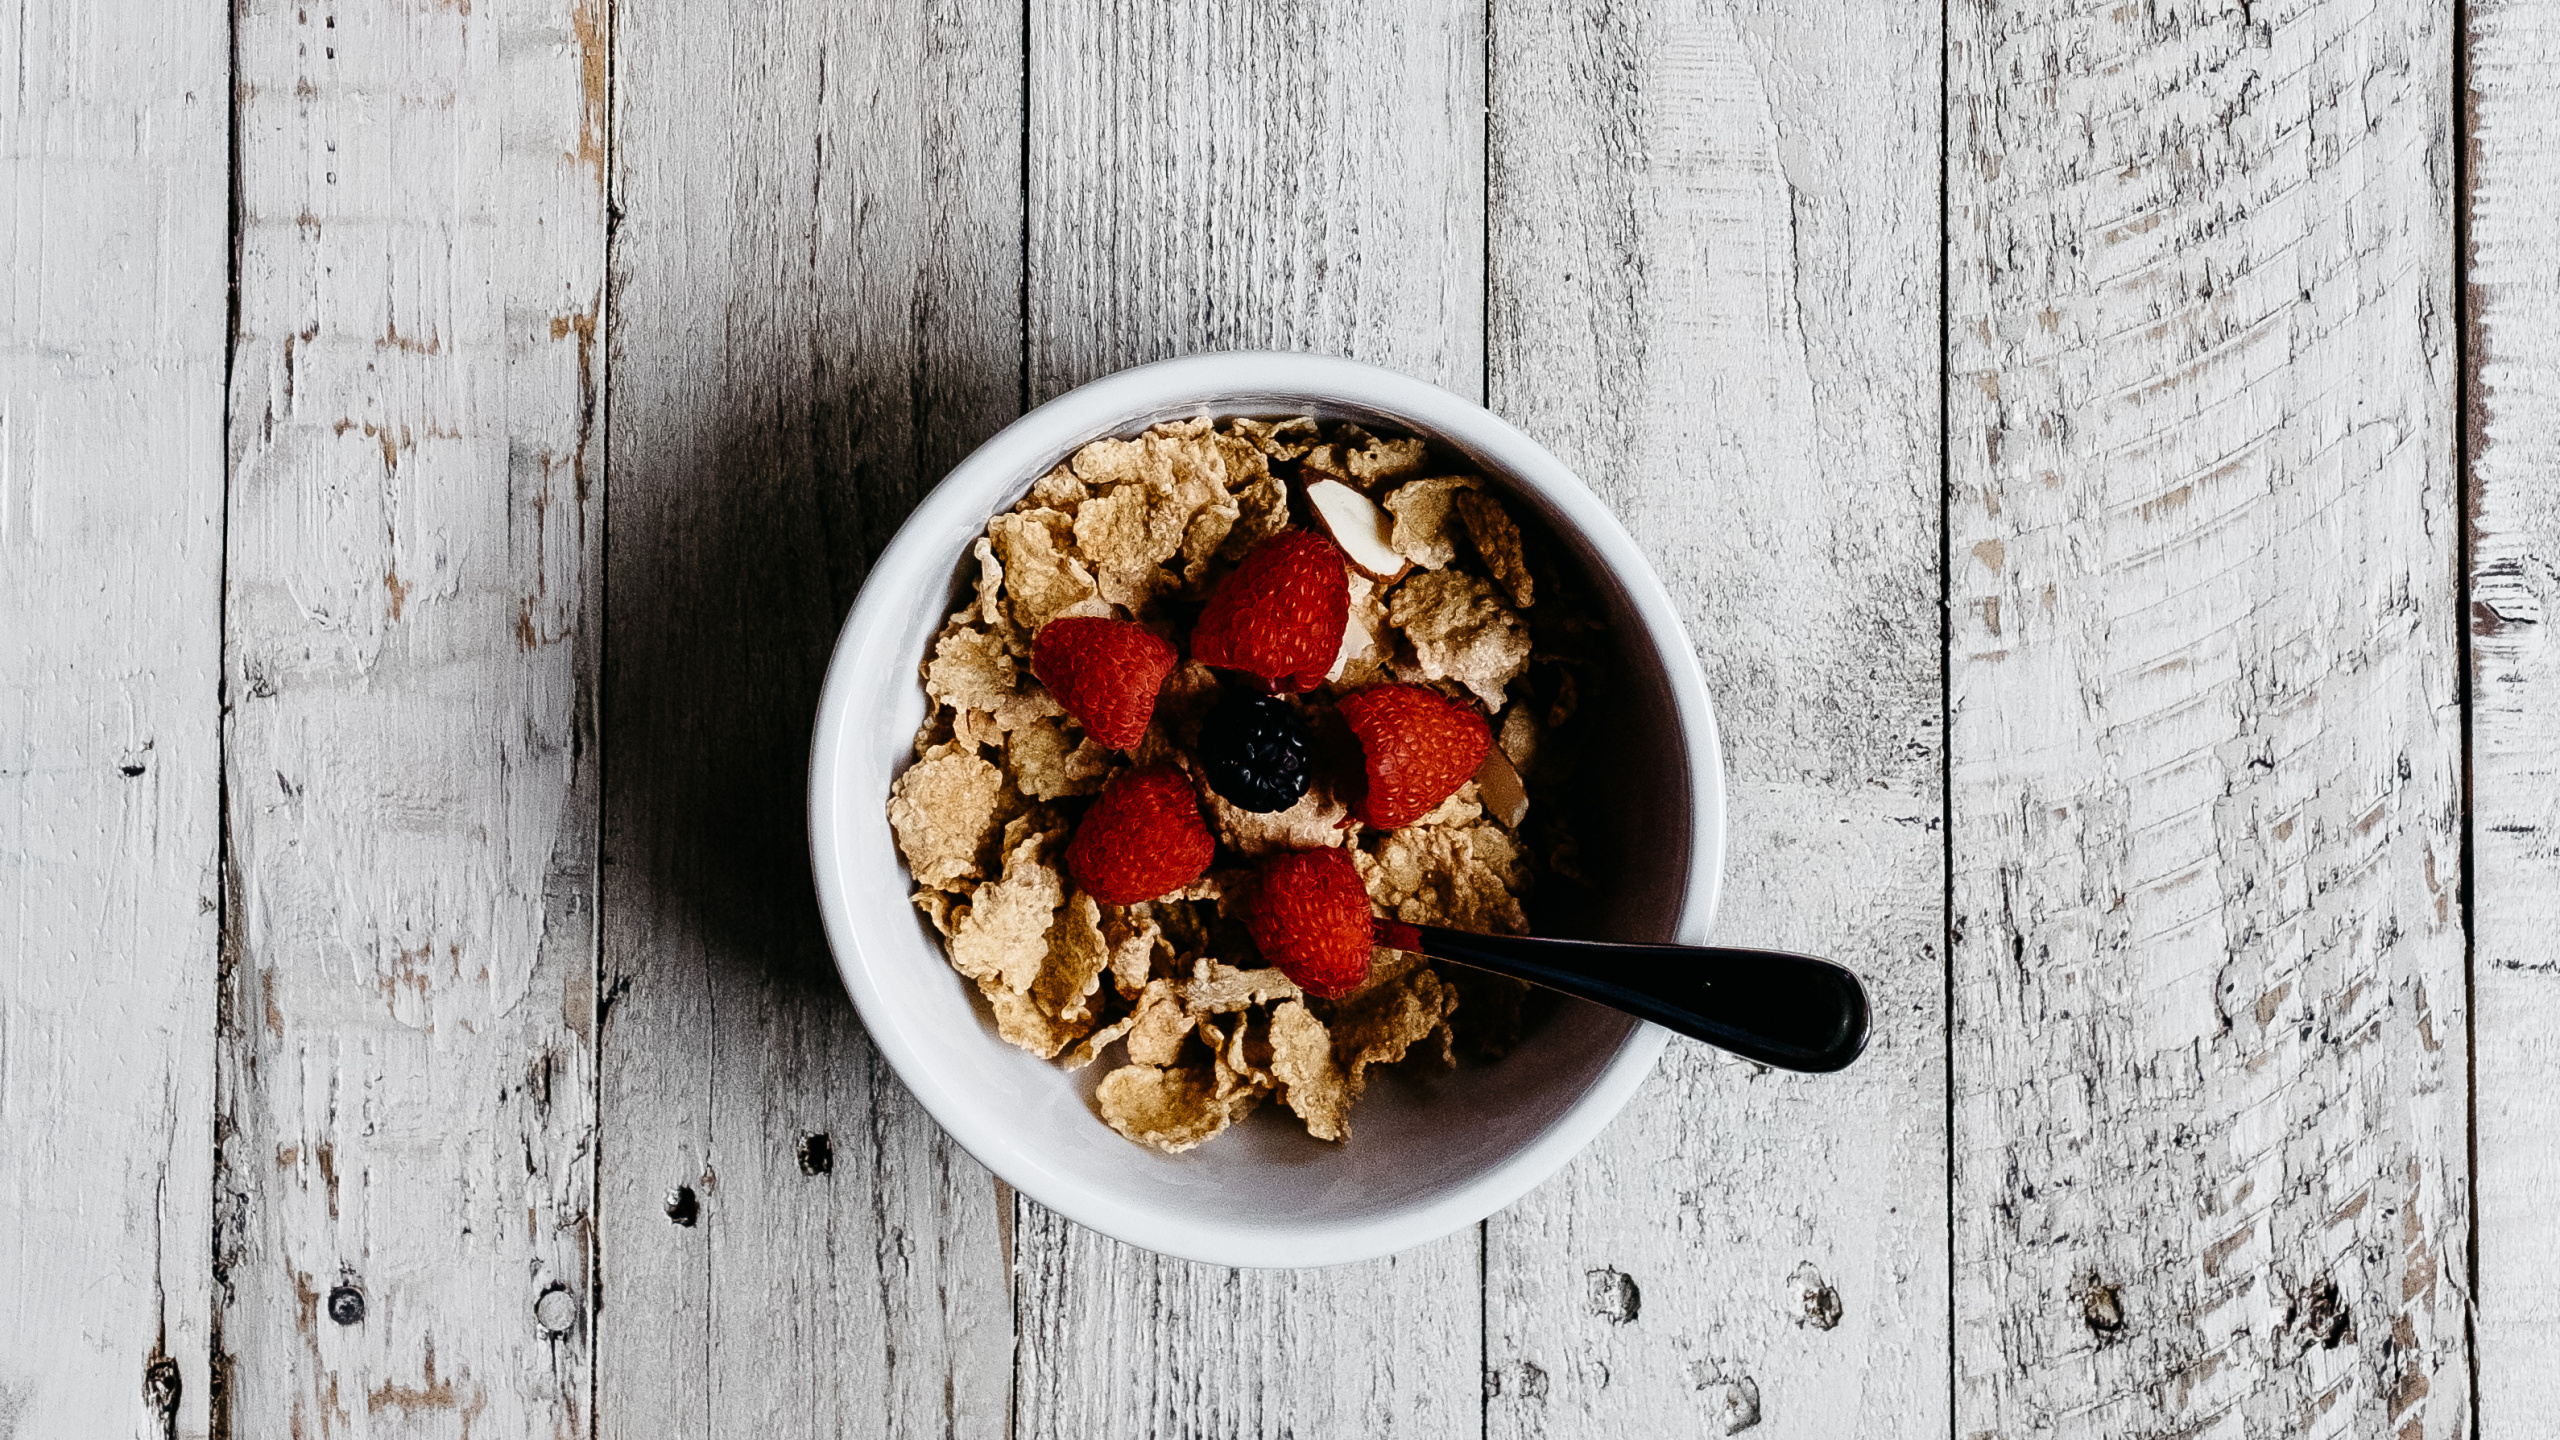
[602,336,1019,1000]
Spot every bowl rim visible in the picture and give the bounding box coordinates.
[808,351,1725,1268]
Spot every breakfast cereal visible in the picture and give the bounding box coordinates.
[886,414,1596,1151]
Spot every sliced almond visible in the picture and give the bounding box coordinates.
[1305,478,1412,584]
[1474,744,1530,829]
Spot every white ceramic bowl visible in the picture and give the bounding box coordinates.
[808,352,1724,1268]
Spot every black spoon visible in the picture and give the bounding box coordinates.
[1374,919,1871,1073]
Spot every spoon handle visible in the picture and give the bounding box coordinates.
[1375,920,1872,1073]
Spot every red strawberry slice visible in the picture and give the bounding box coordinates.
[1030,616,1178,749]
[1066,765,1216,905]
[1248,847,1374,998]
[1190,531,1350,694]
[1336,684,1493,830]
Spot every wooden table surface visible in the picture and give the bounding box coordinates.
[6,0,2552,1435]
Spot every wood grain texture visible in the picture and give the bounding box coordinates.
[1482,1,1947,1435]
[0,2,227,1436]
[217,0,608,1433]
[22,2,2560,1433]
[1017,2,1486,1433]
[596,0,1021,1433]
[1949,1,2468,1436]
[2468,1,2560,1430]
[1028,0,1486,403]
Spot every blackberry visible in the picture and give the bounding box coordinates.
[1197,691,1313,813]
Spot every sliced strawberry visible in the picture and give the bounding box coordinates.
[1248,847,1374,998]
[1336,684,1493,830]
[1066,765,1215,905]
[1189,531,1349,694]
[1030,616,1178,749]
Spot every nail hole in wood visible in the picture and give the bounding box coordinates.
[1789,1261,1843,1330]
[327,1284,365,1325]
[1585,1266,1640,1324]
[1803,1282,1843,1330]
[2288,1275,2353,1350]
[2081,1278,2123,1336]
[1689,1363,1760,1434]
[534,1283,579,1336]
[797,1132,833,1176]
[664,1185,698,1226]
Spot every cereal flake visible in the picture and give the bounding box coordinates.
[1270,1000,1353,1141]
[1347,435,1430,488]
[1007,716,1116,800]
[925,624,1018,714]
[1331,964,1459,1093]
[1230,415,1320,459]
[1451,490,1533,608]
[1383,476,1482,570]
[1123,979,1197,1067]
[1183,960,1304,1015]
[1197,770,1355,858]
[1103,906,1168,1000]
[1060,1008,1142,1070]
[989,509,1098,633]
[982,977,1089,1059]
[888,743,1012,890]
[947,828,1066,993]
[1364,820,1528,936]
[913,887,959,937]
[1096,1061,1245,1153]
[1389,570,1531,708]
[1031,891,1113,1024]
[1024,466,1089,513]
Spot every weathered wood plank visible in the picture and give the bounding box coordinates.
[1481,1,1947,1435]
[216,0,608,1432]
[596,0,1021,1433]
[0,3,226,1435]
[1949,2,2467,1436]
[2469,1,2560,1431]
[1028,0,1486,402]
[1017,1,1486,1432]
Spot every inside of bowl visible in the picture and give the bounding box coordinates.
[828,393,1698,1250]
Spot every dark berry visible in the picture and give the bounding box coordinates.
[1197,691,1313,813]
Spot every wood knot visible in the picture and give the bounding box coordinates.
[664,1185,699,1226]
[327,1284,365,1326]
[143,1356,182,1413]
[797,1132,833,1176]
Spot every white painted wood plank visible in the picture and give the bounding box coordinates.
[0,3,226,1436]
[2469,0,2560,1428]
[216,0,607,1432]
[1949,2,2467,1436]
[1028,0,1486,404]
[596,0,1020,1433]
[1017,1,1486,1432]
[1480,1,1947,1435]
